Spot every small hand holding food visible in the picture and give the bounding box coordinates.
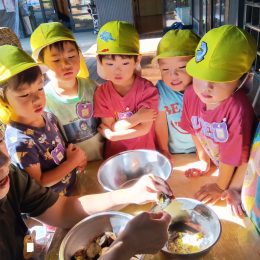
[185,159,211,177]
[129,174,173,204]
[221,188,245,218]
[98,123,114,140]
[116,211,171,255]
[195,183,223,204]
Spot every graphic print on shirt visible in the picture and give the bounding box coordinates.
[62,101,98,143]
[165,103,189,134]
[51,143,65,165]
[117,107,134,120]
[191,116,229,166]
[76,102,93,119]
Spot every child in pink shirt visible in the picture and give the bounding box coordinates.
[94,21,158,158]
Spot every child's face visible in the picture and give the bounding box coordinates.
[43,41,80,81]
[0,132,10,200]
[158,56,192,92]
[5,74,46,122]
[193,78,239,109]
[101,56,140,87]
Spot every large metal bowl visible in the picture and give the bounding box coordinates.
[98,149,172,191]
[162,198,221,256]
[59,211,133,260]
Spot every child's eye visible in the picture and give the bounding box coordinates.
[179,66,186,69]
[38,87,44,91]
[53,60,60,63]
[162,68,169,71]
[19,94,29,98]
[105,63,113,66]
[68,56,75,59]
[122,62,129,65]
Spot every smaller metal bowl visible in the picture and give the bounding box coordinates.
[162,198,221,256]
[98,149,172,191]
[59,211,133,260]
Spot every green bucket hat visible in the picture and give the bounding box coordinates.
[97,20,139,55]
[152,29,200,62]
[0,45,39,83]
[30,22,89,78]
[187,25,257,82]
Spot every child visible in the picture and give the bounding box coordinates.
[221,122,260,233]
[94,20,158,158]
[180,25,257,204]
[153,30,200,158]
[0,45,87,195]
[30,22,103,161]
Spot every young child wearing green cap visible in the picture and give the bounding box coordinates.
[94,20,158,158]
[180,25,257,204]
[0,45,87,196]
[153,29,200,158]
[30,22,104,162]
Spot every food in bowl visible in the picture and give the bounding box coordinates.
[167,231,204,254]
[71,231,116,259]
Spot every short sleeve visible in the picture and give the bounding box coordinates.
[137,79,159,111]
[94,84,114,118]
[5,128,40,169]
[10,166,59,217]
[179,86,195,134]
[219,97,255,166]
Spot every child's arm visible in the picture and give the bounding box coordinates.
[112,107,157,131]
[195,162,236,204]
[155,111,171,159]
[185,135,211,177]
[99,117,154,141]
[25,144,87,187]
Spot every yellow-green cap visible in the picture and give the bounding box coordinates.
[187,25,257,82]
[97,20,139,55]
[30,22,76,60]
[30,22,89,78]
[0,45,39,83]
[153,29,200,62]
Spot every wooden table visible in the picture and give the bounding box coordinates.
[46,154,260,260]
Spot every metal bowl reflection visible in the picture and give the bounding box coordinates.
[162,198,221,256]
[59,211,133,260]
[98,149,172,191]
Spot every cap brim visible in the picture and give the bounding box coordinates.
[152,53,194,64]
[32,37,76,60]
[186,58,243,82]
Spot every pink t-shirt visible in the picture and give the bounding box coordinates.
[94,76,159,158]
[180,86,256,167]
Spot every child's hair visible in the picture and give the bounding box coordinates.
[38,40,80,62]
[0,66,42,102]
[98,54,138,63]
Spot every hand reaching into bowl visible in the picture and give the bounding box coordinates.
[127,174,173,205]
[99,211,171,259]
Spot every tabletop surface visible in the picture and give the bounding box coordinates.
[46,153,260,260]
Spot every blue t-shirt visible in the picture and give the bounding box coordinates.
[5,112,76,196]
[157,80,195,154]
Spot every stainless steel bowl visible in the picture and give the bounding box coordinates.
[59,211,133,260]
[98,149,172,191]
[162,198,221,256]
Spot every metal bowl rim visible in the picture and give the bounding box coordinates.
[162,197,222,256]
[59,211,133,260]
[97,149,173,191]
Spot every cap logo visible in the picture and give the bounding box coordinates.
[195,41,208,63]
[100,31,115,42]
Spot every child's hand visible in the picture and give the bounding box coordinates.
[98,123,115,140]
[66,144,87,169]
[195,183,223,204]
[128,174,173,204]
[185,160,211,177]
[135,107,157,123]
[221,189,245,218]
[161,150,172,161]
